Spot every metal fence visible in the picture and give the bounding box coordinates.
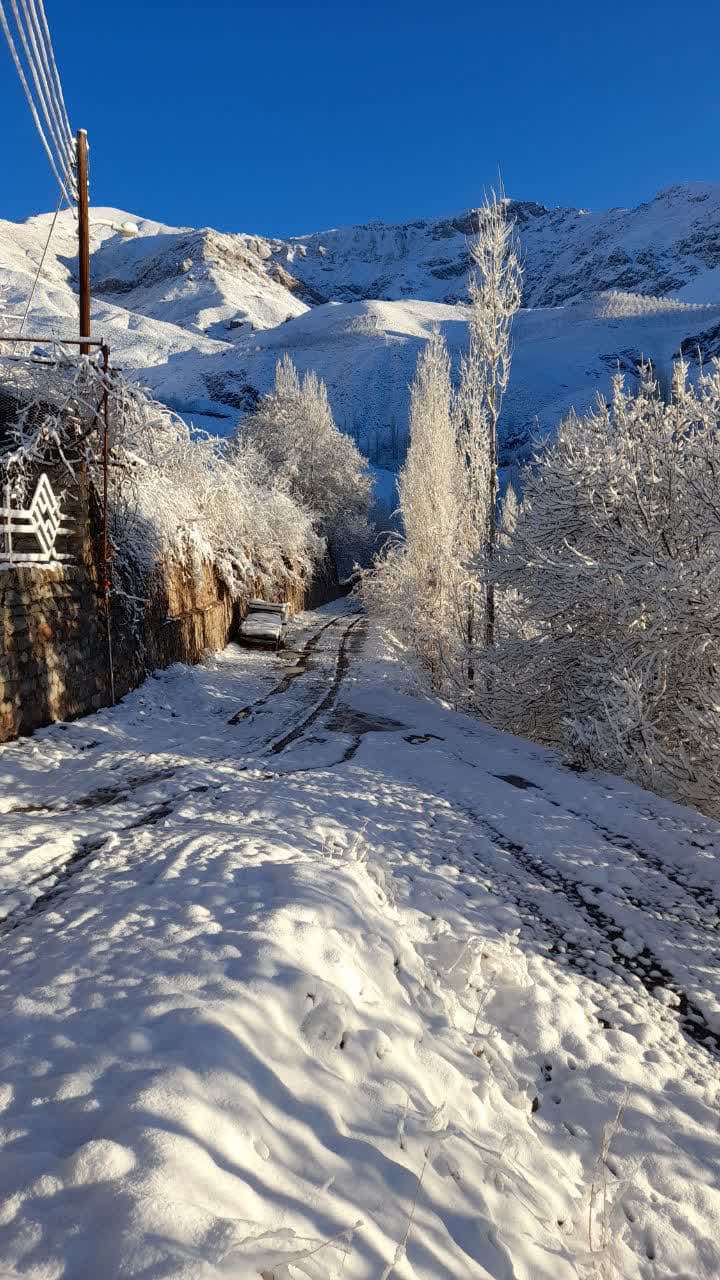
[0,471,73,567]
[0,336,109,570]
[0,333,116,699]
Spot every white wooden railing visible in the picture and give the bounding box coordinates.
[0,473,73,568]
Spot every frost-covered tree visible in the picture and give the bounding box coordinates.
[233,355,372,574]
[493,481,523,644]
[486,361,720,816]
[364,198,521,700]
[0,360,320,599]
[455,193,522,663]
[499,480,519,545]
[363,330,463,688]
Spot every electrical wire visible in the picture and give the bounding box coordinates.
[28,0,72,148]
[26,0,73,143]
[8,0,73,186]
[0,0,74,206]
[9,0,70,179]
[17,0,73,170]
[12,192,64,351]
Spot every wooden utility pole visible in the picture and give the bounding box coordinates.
[76,129,90,354]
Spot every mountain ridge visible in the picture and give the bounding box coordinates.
[3,183,720,470]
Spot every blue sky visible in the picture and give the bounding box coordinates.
[2,0,719,235]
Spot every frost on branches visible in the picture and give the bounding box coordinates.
[362,330,464,688]
[487,362,720,816]
[0,356,320,600]
[364,195,522,700]
[232,355,373,577]
[110,379,320,597]
[455,193,522,655]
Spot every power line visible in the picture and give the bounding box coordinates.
[0,0,75,205]
[11,192,63,350]
[28,0,73,149]
[17,0,73,168]
[9,0,74,184]
[22,0,74,164]
[0,0,74,204]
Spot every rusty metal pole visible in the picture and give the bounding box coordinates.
[76,129,91,354]
[101,341,115,704]
[101,342,110,589]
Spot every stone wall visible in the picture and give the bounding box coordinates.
[0,472,339,744]
[0,564,108,741]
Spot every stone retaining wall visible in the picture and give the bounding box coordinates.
[0,473,339,743]
[0,565,107,741]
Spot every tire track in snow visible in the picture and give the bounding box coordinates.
[0,782,214,941]
[439,738,720,928]
[557,800,720,923]
[1,767,178,817]
[429,740,720,986]
[459,801,720,1057]
[407,766,720,1055]
[268,616,366,756]
[0,834,109,938]
[227,613,348,725]
[495,771,720,927]
[0,612,365,939]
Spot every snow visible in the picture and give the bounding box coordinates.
[141,294,720,473]
[370,465,398,514]
[1,601,719,1278]
[3,185,720,1273]
[4,187,720,468]
[274,183,720,313]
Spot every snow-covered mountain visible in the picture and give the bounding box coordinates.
[143,293,720,473]
[3,184,720,467]
[272,183,720,308]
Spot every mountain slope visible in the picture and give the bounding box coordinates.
[271,183,720,307]
[3,185,720,465]
[86,215,311,336]
[0,207,308,342]
[143,293,720,468]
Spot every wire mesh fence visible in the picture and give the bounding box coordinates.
[0,334,106,443]
[0,309,26,341]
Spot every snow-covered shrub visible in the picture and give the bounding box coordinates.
[232,355,373,576]
[483,361,720,815]
[0,351,102,491]
[595,289,707,318]
[0,357,320,597]
[106,374,320,594]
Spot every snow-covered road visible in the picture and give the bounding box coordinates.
[0,601,719,1279]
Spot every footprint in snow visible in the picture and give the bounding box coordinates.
[300,1002,346,1052]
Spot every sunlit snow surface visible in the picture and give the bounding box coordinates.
[4,187,720,466]
[0,601,719,1279]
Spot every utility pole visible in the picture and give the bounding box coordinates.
[76,129,90,354]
